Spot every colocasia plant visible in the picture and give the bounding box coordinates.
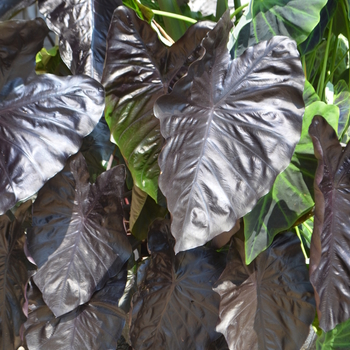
[1,0,350,349]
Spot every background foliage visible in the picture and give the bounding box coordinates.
[1,0,350,349]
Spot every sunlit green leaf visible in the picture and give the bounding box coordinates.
[232,0,327,57]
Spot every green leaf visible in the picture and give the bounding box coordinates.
[333,80,350,138]
[303,80,321,107]
[295,101,339,154]
[316,317,350,349]
[35,46,71,76]
[243,97,339,264]
[122,0,154,22]
[243,153,315,264]
[232,0,327,57]
[130,186,168,241]
[216,0,228,21]
[299,0,339,56]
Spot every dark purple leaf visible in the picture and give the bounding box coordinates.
[214,232,315,349]
[24,269,127,350]
[0,201,32,349]
[102,6,215,200]
[0,0,36,20]
[309,115,350,332]
[38,0,122,81]
[0,18,48,96]
[27,153,132,317]
[0,72,104,215]
[130,219,225,350]
[154,12,305,253]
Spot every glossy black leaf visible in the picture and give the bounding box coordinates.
[154,12,305,253]
[0,74,104,215]
[130,219,225,350]
[38,0,122,81]
[0,201,31,349]
[214,233,315,350]
[102,6,215,200]
[27,153,132,317]
[25,270,127,350]
[309,116,350,331]
[0,0,36,20]
[0,18,48,95]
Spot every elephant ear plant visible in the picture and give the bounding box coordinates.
[2,0,350,349]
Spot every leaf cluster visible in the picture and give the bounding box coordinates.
[1,0,350,349]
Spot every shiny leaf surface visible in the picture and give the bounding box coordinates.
[155,13,305,253]
[243,93,335,263]
[38,0,122,81]
[232,0,327,57]
[25,270,127,350]
[27,153,132,317]
[0,74,104,215]
[130,219,225,350]
[0,201,31,349]
[309,116,350,331]
[0,18,48,95]
[214,233,315,350]
[102,6,215,200]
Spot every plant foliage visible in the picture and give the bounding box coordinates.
[1,0,350,349]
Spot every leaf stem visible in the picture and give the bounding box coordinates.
[302,55,306,80]
[317,18,333,101]
[302,221,313,236]
[152,19,175,44]
[295,226,309,261]
[230,3,248,19]
[152,9,197,24]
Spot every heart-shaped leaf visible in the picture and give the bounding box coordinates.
[154,12,305,253]
[130,219,225,350]
[0,74,104,215]
[27,153,132,317]
[214,232,315,349]
[38,0,122,81]
[232,0,327,57]
[309,115,350,331]
[102,6,215,201]
[24,270,127,350]
[0,201,32,349]
[0,18,48,95]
